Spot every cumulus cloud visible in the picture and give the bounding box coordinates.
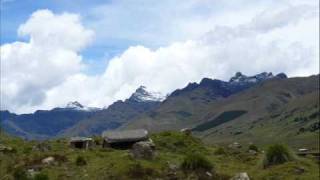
[1,2,319,114]
[0,9,94,112]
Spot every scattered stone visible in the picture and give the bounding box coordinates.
[294,167,305,174]
[32,143,51,152]
[0,144,14,153]
[230,172,250,180]
[42,156,55,165]
[180,128,192,136]
[130,140,155,159]
[248,150,257,155]
[206,171,213,177]
[27,168,39,178]
[167,162,178,171]
[228,142,242,149]
[298,148,309,152]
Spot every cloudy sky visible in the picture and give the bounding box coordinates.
[1,0,319,114]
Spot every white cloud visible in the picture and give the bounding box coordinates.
[1,2,319,114]
[0,9,94,113]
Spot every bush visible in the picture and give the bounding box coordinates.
[214,147,227,155]
[263,144,293,168]
[75,156,87,166]
[248,144,258,152]
[34,172,49,180]
[13,167,28,180]
[181,152,213,172]
[126,161,155,178]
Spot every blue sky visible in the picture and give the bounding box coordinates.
[1,0,319,113]
[1,0,130,67]
[0,0,266,67]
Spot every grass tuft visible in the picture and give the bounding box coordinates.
[263,144,294,168]
[181,152,213,172]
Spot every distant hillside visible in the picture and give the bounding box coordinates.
[123,74,319,150]
[0,86,164,139]
[59,87,162,137]
[0,108,96,140]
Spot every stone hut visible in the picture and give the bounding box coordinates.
[69,137,93,149]
[102,129,149,149]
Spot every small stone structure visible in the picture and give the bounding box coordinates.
[102,129,149,149]
[69,137,93,149]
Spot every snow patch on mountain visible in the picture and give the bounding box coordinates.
[130,86,166,102]
[62,101,101,111]
[229,72,274,84]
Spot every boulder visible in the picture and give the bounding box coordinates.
[130,140,155,159]
[42,156,55,165]
[248,150,257,155]
[0,144,14,153]
[180,128,192,136]
[228,142,242,149]
[230,172,250,180]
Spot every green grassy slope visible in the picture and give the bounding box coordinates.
[1,131,319,180]
[123,75,319,150]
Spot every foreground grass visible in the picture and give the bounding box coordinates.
[0,132,319,179]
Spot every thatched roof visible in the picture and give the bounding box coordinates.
[69,137,93,142]
[102,129,148,143]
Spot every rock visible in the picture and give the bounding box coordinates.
[167,162,178,171]
[0,144,14,153]
[42,156,55,165]
[27,168,39,178]
[32,143,51,152]
[230,172,250,180]
[294,167,305,174]
[180,128,192,136]
[130,140,155,159]
[206,171,213,177]
[248,150,257,155]
[228,142,242,149]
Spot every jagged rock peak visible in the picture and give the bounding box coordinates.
[66,101,84,109]
[229,72,274,83]
[130,86,166,102]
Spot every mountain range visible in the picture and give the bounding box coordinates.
[0,72,319,149]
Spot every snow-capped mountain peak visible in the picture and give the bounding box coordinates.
[129,86,166,102]
[229,72,274,83]
[61,101,100,111]
[65,101,84,109]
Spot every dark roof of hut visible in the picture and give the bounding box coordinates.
[69,137,92,142]
[102,129,148,143]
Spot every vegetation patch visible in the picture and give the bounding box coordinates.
[75,155,87,166]
[263,144,294,168]
[248,144,259,152]
[193,110,247,131]
[181,152,213,172]
[152,131,206,154]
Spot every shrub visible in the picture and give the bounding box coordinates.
[75,156,87,166]
[181,152,213,172]
[126,161,155,178]
[23,146,32,154]
[248,144,258,152]
[263,144,293,168]
[34,172,49,180]
[13,167,28,180]
[214,147,227,155]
